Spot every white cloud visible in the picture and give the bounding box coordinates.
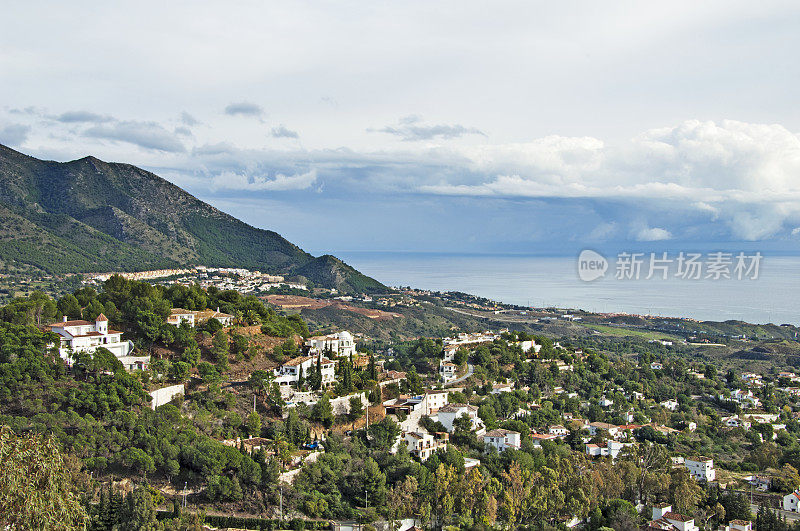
[210,169,317,191]
[635,226,672,241]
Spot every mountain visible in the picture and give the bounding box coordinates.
[0,144,385,293]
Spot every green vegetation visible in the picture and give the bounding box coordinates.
[0,144,386,293]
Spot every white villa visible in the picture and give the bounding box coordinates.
[403,430,449,460]
[783,490,800,512]
[275,355,336,387]
[685,456,715,482]
[436,403,485,434]
[483,429,521,452]
[167,308,195,327]
[650,505,699,531]
[305,331,356,357]
[47,314,149,371]
[439,361,458,383]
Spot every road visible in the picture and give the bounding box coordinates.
[446,363,474,386]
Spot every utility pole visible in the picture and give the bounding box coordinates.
[253,393,256,413]
[279,484,283,521]
[183,481,187,508]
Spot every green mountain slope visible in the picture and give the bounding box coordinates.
[0,144,386,293]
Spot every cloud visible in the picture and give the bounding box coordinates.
[55,110,114,123]
[635,226,672,241]
[174,126,192,136]
[179,111,199,126]
[224,102,263,117]
[375,115,486,141]
[210,169,317,191]
[270,125,299,139]
[84,120,186,152]
[0,123,31,146]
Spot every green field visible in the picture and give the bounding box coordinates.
[580,323,684,341]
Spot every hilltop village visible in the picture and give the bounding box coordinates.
[3,272,800,531]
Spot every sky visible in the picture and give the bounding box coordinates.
[2,1,800,256]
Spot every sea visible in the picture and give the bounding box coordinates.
[334,251,800,326]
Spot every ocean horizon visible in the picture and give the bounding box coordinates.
[334,251,800,326]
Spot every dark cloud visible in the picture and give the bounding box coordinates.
[224,102,263,117]
[0,124,31,146]
[174,126,193,136]
[375,115,486,141]
[270,125,299,139]
[55,110,114,123]
[84,120,185,152]
[180,111,199,126]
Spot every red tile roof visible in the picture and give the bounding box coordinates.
[48,320,91,328]
[95,313,108,322]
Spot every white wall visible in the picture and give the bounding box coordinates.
[149,384,185,410]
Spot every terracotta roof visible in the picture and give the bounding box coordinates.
[663,512,692,522]
[730,520,751,525]
[95,313,108,322]
[485,429,519,437]
[283,356,313,367]
[170,308,194,315]
[48,320,91,328]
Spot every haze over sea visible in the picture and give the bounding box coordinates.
[336,251,800,326]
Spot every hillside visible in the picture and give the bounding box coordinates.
[0,144,385,293]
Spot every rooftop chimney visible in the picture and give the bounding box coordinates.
[63,315,67,322]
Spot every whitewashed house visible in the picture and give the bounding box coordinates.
[483,429,521,452]
[439,361,458,383]
[275,355,336,387]
[305,331,356,357]
[403,430,448,461]
[167,308,195,327]
[436,403,484,434]
[784,491,800,512]
[47,315,148,371]
[684,456,715,482]
[660,399,679,411]
[548,425,569,437]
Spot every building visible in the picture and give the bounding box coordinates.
[483,429,521,452]
[275,355,336,387]
[436,403,484,434]
[548,425,569,437]
[587,421,620,439]
[193,307,234,326]
[530,433,558,447]
[305,331,356,358]
[47,315,148,371]
[684,456,715,482]
[783,491,800,512]
[403,430,448,460]
[167,308,195,327]
[649,505,699,531]
[728,521,752,531]
[439,361,458,383]
[660,399,679,411]
[585,440,631,459]
[424,389,450,415]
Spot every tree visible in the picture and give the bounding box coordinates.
[0,426,87,530]
[312,394,334,428]
[247,411,262,437]
[368,416,401,450]
[116,485,159,531]
[349,396,365,423]
[406,367,424,395]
